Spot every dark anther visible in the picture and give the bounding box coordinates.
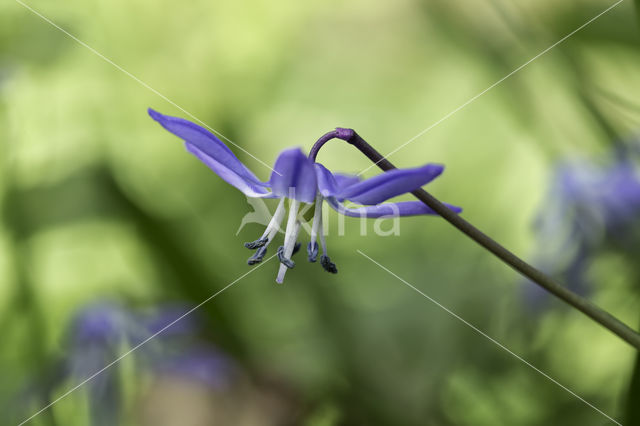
[277,246,295,269]
[247,246,267,265]
[307,242,319,262]
[292,242,301,256]
[320,255,337,274]
[244,237,268,250]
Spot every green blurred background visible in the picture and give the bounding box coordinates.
[2,0,640,424]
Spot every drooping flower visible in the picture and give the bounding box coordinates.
[527,145,640,304]
[26,302,232,426]
[149,108,461,283]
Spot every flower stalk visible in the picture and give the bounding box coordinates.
[311,128,640,351]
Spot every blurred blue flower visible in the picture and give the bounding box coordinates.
[154,346,232,389]
[527,144,640,304]
[52,302,232,426]
[149,108,461,283]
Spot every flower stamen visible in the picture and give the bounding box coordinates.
[277,246,295,268]
[292,242,302,255]
[244,197,286,250]
[276,198,302,283]
[318,220,337,274]
[307,195,323,262]
[247,246,268,265]
[244,237,268,249]
[320,255,337,274]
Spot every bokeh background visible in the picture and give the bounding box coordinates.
[2,0,640,425]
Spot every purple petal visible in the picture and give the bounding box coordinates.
[327,197,462,218]
[72,302,129,345]
[186,144,274,198]
[314,164,363,201]
[141,305,199,337]
[333,173,361,189]
[270,148,317,203]
[149,108,271,197]
[156,346,232,389]
[337,164,444,205]
[314,163,339,197]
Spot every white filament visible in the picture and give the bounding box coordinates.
[260,197,286,245]
[309,195,323,254]
[276,199,301,284]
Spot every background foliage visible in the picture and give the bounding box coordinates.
[2,0,640,424]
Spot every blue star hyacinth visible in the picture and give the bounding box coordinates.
[149,108,462,283]
[23,302,232,426]
[527,144,640,304]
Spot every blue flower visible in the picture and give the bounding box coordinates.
[149,109,461,283]
[43,302,231,426]
[528,145,640,304]
[153,346,232,390]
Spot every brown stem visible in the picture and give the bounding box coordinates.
[310,128,640,350]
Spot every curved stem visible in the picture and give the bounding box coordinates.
[308,128,355,162]
[310,128,640,350]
